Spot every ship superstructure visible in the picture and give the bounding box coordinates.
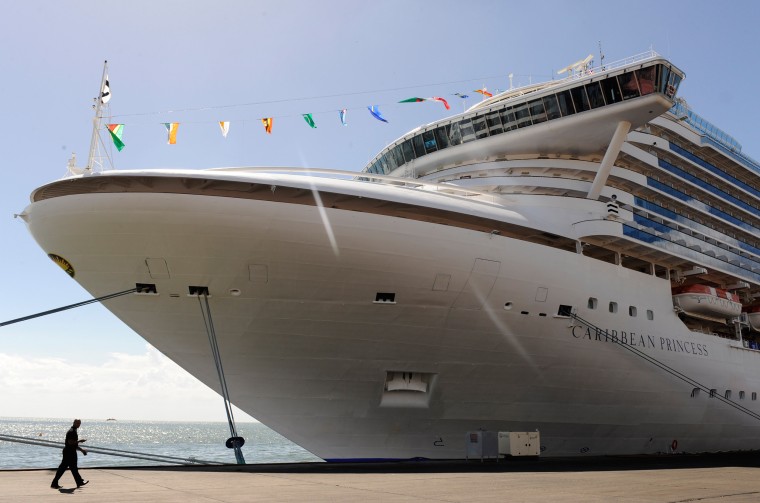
[20,51,760,460]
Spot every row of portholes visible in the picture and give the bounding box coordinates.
[693,388,757,401]
[503,302,547,317]
[588,297,654,320]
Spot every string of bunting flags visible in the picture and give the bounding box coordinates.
[101,82,496,151]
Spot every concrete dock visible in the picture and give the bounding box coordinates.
[2,455,760,502]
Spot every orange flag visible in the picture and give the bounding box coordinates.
[163,122,179,144]
[261,117,273,134]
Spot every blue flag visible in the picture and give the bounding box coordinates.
[339,108,347,126]
[367,105,388,123]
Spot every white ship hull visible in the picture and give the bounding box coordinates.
[23,178,760,459]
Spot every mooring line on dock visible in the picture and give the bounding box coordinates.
[0,287,139,328]
[0,433,225,465]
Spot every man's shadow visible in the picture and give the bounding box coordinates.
[56,488,76,494]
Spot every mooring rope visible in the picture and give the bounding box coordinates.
[0,433,225,465]
[0,287,139,328]
[568,312,760,422]
[197,293,246,464]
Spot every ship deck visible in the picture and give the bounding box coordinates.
[4,454,760,502]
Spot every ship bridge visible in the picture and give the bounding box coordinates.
[362,52,684,180]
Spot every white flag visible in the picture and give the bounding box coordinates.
[219,121,230,138]
[100,75,111,104]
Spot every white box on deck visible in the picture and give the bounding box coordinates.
[465,431,498,460]
[498,431,540,457]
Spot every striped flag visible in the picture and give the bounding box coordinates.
[219,121,230,138]
[106,124,125,151]
[261,117,273,134]
[339,109,347,126]
[163,122,179,144]
[367,105,388,123]
[474,88,493,98]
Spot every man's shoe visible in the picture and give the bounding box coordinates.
[51,484,62,489]
[77,480,89,488]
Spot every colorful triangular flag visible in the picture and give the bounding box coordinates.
[261,117,273,134]
[302,113,317,128]
[219,121,230,138]
[430,97,450,110]
[163,122,179,144]
[399,97,425,103]
[339,109,347,126]
[474,88,493,98]
[106,124,125,151]
[454,93,469,99]
[367,105,388,123]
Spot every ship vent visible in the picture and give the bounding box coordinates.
[380,371,435,409]
[374,292,396,304]
[135,283,158,295]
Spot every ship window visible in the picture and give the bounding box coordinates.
[543,95,561,120]
[585,82,605,108]
[629,306,637,317]
[666,71,682,98]
[422,130,437,153]
[500,106,517,131]
[691,388,700,398]
[412,134,426,157]
[556,90,575,116]
[486,111,503,135]
[557,305,573,316]
[570,86,590,112]
[401,139,415,163]
[588,297,598,309]
[636,67,656,95]
[380,155,390,175]
[753,392,757,401]
[710,389,716,398]
[435,126,450,150]
[618,72,640,100]
[601,76,622,104]
[459,118,476,142]
[658,65,670,94]
[528,99,547,123]
[740,391,746,400]
[725,390,732,399]
[448,122,462,146]
[392,144,405,168]
[513,102,532,128]
[472,115,489,139]
[385,151,398,172]
[609,301,618,313]
[646,309,654,320]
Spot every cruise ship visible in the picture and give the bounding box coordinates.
[20,51,760,460]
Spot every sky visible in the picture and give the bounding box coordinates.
[0,0,758,423]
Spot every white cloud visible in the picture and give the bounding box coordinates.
[0,346,255,422]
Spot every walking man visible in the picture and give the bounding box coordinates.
[51,419,89,489]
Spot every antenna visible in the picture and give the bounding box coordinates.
[599,41,605,70]
[508,73,514,90]
[86,60,109,174]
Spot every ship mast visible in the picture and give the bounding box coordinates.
[85,60,109,173]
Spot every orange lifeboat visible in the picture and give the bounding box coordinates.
[744,304,760,332]
[672,284,742,320]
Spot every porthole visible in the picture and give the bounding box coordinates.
[504,302,513,310]
[609,302,618,313]
[629,306,637,317]
[646,310,654,320]
[740,391,746,400]
[753,392,757,401]
[588,297,598,309]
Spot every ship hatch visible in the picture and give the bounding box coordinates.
[380,371,435,408]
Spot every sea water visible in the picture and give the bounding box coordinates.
[0,417,322,469]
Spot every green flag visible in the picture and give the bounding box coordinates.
[107,124,125,151]
[302,113,316,128]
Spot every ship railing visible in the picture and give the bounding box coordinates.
[209,166,508,207]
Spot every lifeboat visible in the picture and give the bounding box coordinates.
[672,284,742,320]
[744,304,760,332]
